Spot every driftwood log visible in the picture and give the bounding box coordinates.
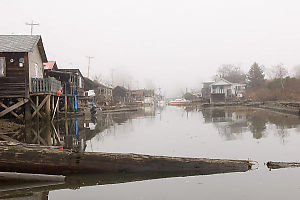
[0,141,251,175]
[267,161,300,169]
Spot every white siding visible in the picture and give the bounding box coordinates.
[28,46,44,91]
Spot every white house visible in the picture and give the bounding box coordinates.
[209,78,246,97]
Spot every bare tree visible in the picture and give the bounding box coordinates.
[293,65,300,79]
[217,64,246,83]
[272,64,288,79]
[271,64,288,89]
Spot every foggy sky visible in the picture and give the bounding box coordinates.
[2,0,300,97]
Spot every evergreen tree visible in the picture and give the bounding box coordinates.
[247,62,265,88]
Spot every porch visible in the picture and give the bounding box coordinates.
[31,77,61,95]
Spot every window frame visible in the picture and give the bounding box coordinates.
[0,57,6,77]
[34,63,39,78]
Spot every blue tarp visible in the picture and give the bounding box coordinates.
[74,90,78,111]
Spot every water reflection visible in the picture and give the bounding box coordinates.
[201,107,300,141]
[0,171,211,200]
[1,106,300,199]
[2,105,299,152]
[0,107,159,153]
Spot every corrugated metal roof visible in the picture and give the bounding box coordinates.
[0,35,41,52]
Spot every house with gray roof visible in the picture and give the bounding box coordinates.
[210,78,246,98]
[202,77,246,103]
[0,35,57,97]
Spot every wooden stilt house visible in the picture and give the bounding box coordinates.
[44,66,85,111]
[0,35,61,121]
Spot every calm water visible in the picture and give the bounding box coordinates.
[3,106,300,199]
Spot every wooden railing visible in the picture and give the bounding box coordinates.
[31,77,61,94]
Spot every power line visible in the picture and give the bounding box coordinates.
[86,56,94,79]
[25,20,39,35]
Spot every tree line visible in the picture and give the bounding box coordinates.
[216,63,300,101]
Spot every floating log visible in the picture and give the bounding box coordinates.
[101,108,138,114]
[0,172,65,182]
[0,141,251,175]
[267,161,300,169]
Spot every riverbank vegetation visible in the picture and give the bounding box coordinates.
[216,63,300,101]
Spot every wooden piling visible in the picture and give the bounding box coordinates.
[64,95,68,114]
[46,95,51,120]
[52,96,55,112]
[24,100,31,124]
[65,120,68,136]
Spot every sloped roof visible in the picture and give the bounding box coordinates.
[84,77,112,90]
[43,61,57,70]
[0,35,47,62]
[0,35,40,52]
[210,78,232,86]
[113,86,129,91]
[59,69,84,78]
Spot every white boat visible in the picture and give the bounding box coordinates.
[168,98,190,105]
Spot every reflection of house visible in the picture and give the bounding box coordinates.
[202,109,248,140]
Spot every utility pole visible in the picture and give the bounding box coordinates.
[111,68,115,87]
[86,56,94,79]
[25,21,39,35]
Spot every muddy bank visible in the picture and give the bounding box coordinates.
[0,119,23,134]
[201,101,300,117]
[259,102,300,116]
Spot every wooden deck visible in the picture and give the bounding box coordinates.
[31,77,61,95]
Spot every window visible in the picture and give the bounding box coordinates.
[0,57,6,77]
[219,87,224,93]
[79,77,82,88]
[34,63,38,78]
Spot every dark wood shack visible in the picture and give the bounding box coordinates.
[0,35,62,122]
[58,69,84,96]
[112,86,131,104]
[84,78,112,105]
[0,35,50,97]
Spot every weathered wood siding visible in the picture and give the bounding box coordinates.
[0,53,27,97]
[28,46,44,92]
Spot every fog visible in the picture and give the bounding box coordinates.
[2,0,300,97]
